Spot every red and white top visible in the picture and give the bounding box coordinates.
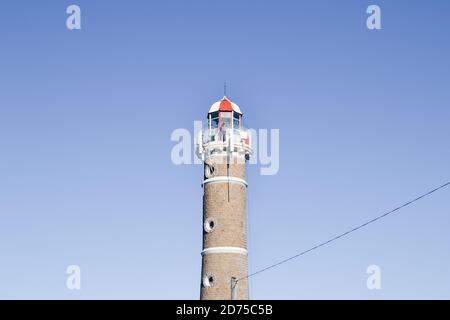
[208,96,242,114]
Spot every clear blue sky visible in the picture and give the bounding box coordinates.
[0,0,449,299]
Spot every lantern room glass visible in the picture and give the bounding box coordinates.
[209,111,241,129]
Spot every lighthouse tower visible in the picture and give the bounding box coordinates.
[196,96,252,300]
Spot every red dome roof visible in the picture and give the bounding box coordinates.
[208,96,242,114]
[219,97,233,112]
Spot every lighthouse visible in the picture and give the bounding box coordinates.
[196,96,253,300]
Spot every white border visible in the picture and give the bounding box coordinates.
[203,176,248,187]
[201,246,248,256]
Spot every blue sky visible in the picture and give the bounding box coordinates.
[0,0,449,299]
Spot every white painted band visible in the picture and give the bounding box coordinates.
[201,246,248,256]
[203,176,248,187]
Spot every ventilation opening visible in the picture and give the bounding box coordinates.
[205,163,216,178]
[202,273,215,288]
[204,218,217,233]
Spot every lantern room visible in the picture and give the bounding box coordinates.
[207,96,242,131]
[197,96,252,161]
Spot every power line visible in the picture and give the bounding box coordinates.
[238,181,450,282]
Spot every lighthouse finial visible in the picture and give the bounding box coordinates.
[224,81,227,97]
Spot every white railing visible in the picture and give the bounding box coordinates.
[196,126,252,159]
[202,128,249,146]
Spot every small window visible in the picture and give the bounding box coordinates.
[202,273,216,288]
[210,112,219,119]
[220,113,231,129]
[204,218,217,233]
[233,113,240,128]
[204,163,216,178]
[210,112,219,128]
[211,118,219,128]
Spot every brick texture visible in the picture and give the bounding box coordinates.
[200,154,249,300]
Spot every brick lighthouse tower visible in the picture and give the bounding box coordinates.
[196,96,252,300]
